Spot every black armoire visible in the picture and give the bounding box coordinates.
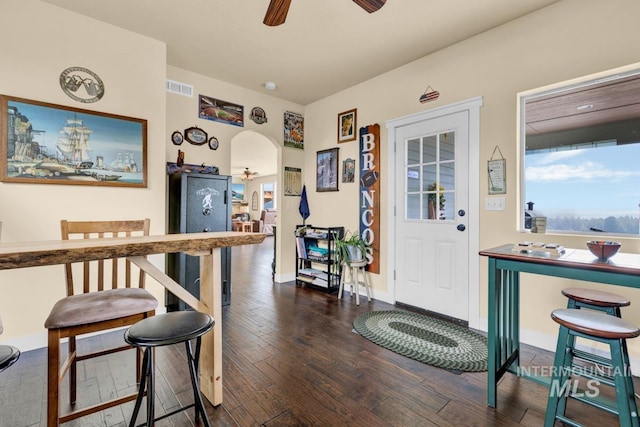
[166,172,232,311]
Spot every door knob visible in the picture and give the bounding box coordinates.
[457,224,466,232]
[458,209,466,217]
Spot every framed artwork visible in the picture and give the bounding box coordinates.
[316,148,339,192]
[171,131,183,145]
[284,166,302,196]
[0,95,147,187]
[208,136,219,150]
[488,158,506,194]
[338,108,357,143]
[198,94,244,127]
[284,111,304,149]
[342,158,355,183]
[232,183,245,203]
[184,126,208,145]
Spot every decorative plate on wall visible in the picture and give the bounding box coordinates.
[171,131,183,145]
[208,137,219,150]
[184,126,208,145]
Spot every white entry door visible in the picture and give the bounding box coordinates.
[394,110,470,321]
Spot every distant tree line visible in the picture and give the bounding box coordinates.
[547,215,640,235]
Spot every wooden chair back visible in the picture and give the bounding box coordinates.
[60,219,150,296]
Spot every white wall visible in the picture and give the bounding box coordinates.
[0,0,168,349]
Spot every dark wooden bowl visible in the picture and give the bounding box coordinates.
[586,241,621,261]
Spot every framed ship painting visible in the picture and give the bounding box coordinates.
[0,95,147,187]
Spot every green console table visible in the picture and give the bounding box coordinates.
[479,244,640,408]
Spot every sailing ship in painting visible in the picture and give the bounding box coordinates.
[5,103,142,183]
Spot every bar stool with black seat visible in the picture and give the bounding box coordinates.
[545,308,640,427]
[0,317,20,373]
[562,287,630,317]
[125,311,214,427]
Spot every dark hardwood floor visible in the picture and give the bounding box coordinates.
[0,237,626,426]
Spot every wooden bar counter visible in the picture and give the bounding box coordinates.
[0,231,265,421]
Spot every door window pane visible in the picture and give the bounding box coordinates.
[404,131,456,221]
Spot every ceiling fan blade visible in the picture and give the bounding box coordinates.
[263,0,291,26]
[353,0,386,13]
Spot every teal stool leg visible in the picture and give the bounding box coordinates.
[610,339,640,427]
[545,325,573,427]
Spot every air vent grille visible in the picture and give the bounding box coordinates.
[166,79,194,97]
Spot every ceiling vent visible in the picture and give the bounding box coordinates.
[166,79,194,97]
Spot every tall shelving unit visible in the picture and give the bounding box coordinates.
[295,225,344,292]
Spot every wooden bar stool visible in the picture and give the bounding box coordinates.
[124,311,214,427]
[562,287,630,317]
[545,308,640,427]
[338,260,371,306]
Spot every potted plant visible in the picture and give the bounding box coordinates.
[427,182,446,219]
[333,230,369,266]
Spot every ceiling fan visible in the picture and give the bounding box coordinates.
[238,167,259,181]
[263,0,387,26]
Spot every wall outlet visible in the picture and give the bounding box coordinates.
[485,197,505,211]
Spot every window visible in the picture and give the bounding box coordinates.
[262,182,276,210]
[520,68,640,236]
[405,132,456,221]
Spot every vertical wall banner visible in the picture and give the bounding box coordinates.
[359,123,380,273]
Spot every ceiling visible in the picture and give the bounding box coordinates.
[41,0,560,106]
[40,0,560,179]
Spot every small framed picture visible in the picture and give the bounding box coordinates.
[317,148,339,192]
[184,126,208,145]
[208,136,219,150]
[342,158,355,183]
[171,131,183,145]
[338,108,357,143]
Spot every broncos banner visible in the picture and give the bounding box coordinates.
[359,123,380,274]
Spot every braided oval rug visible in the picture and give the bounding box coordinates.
[353,310,488,372]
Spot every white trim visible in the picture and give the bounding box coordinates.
[386,97,483,328]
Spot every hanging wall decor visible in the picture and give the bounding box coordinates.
[284,166,302,196]
[359,123,380,273]
[338,108,357,143]
[1,95,146,187]
[250,107,268,124]
[199,95,244,127]
[342,158,355,183]
[488,145,506,195]
[59,66,105,103]
[419,85,440,104]
[171,131,183,145]
[208,136,219,150]
[184,126,208,145]
[284,111,304,149]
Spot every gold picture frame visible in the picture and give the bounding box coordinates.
[338,108,357,143]
[1,95,147,187]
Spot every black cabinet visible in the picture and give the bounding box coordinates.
[166,173,232,311]
[295,225,344,292]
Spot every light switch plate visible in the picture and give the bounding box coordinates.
[485,197,505,211]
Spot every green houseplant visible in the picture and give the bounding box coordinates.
[333,230,369,266]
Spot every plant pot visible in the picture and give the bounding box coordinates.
[347,245,364,262]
